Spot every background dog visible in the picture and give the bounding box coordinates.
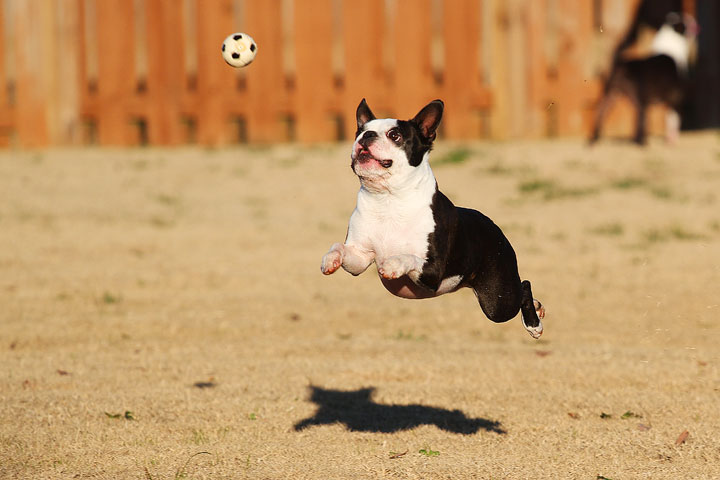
[590,10,698,145]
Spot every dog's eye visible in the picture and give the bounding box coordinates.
[387,128,402,144]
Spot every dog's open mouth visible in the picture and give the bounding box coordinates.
[356,150,393,168]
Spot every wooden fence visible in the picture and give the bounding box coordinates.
[0,0,698,147]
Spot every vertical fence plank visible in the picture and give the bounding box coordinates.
[195,0,234,145]
[293,0,335,142]
[13,0,51,147]
[442,0,482,139]
[145,0,185,145]
[245,0,286,143]
[0,0,13,146]
[342,0,390,138]
[525,0,550,137]
[554,0,594,136]
[92,0,134,144]
[50,0,82,145]
[341,0,386,139]
[392,0,434,119]
[95,0,136,145]
[506,0,528,138]
[77,0,93,143]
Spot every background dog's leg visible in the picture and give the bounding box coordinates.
[633,95,649,145]
[665,109,681,144]
[589,91,616,145]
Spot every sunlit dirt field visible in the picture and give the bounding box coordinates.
[2,133,719,479]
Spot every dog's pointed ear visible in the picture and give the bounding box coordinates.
[356,98,376,130]
[412,100,444,142]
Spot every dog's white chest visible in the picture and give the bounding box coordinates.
[368,207,434,262]
[347,183,436,265]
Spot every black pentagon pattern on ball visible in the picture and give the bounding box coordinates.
[233,34,242,40]
[250,43,256,52]
[232,53,240,59]
[222,44,225,51]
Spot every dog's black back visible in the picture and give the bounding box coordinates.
[418,188,524,323]
[611,54,686,107]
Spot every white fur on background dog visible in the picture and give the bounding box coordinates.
[651,24,691,72]
[651,13,697,74]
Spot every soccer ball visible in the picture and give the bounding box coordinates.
[221,33,257,68]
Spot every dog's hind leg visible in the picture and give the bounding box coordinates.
[629,86,649,145]
[665,108,681,145]
[471,279,543,339]
[519,280,544,339]
[633,100,649,145]
[471,282,522,325]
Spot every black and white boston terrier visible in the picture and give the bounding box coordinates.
[321,99,545,339]
[589,12,698,145]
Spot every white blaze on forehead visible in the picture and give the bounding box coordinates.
[357,119,398,138]
[354,119,401,161]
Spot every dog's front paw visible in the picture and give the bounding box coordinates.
[377,255,414,280]
[321,245,344,275]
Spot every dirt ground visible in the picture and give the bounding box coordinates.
[1,133,719,479]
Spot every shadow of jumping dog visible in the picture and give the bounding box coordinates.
[293,386,506,435]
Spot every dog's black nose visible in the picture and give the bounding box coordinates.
[358,130,378,149]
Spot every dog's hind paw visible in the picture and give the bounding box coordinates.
[522,299,545,339]
[523,319,543,339]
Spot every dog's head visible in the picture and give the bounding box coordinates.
[664,12,699,38]
[652,12,699,72]
[351,99,443,191]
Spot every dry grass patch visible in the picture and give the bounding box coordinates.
[2,134,720,479]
